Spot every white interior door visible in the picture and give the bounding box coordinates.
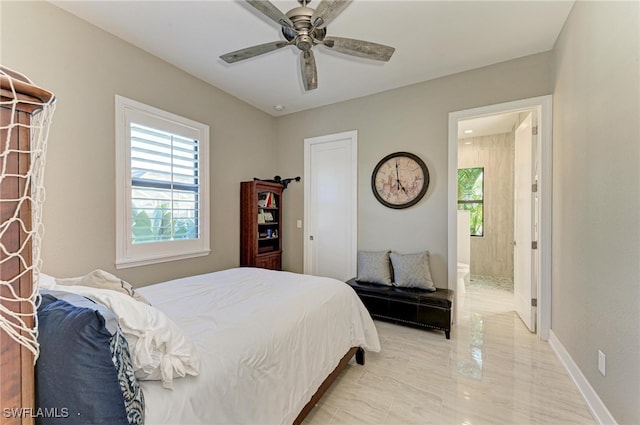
[514,113,536,332]
[304,131,357,281]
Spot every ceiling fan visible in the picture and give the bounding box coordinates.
[220,0,395,91]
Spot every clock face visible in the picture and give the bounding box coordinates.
[371,152,429,209]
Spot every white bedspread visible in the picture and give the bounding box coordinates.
[137,268,380,425]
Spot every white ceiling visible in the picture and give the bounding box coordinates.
[50,0,574,116]
[458,112,521,139]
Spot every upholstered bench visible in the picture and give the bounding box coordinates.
[346,278,454,339]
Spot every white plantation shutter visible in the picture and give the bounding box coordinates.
[116,96,210,268]
[130,123,200,243]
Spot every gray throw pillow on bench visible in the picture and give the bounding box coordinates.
[390,251,436,291]
[357,250,393,286]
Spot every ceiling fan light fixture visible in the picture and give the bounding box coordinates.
[221,0,395,91]
[297,34,314,51]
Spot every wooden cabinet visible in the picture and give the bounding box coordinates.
[240,181,283,270]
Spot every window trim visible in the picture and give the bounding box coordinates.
[115,95,210,268]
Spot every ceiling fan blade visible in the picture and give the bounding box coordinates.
[323,36,395,62]
[311,0,352,29]
[245,0,294,29]
[300,50,318,91]
[220,41,289,63]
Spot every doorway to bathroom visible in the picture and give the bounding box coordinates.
[448,96,552,339]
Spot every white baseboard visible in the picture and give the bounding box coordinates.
[548,330,617,425]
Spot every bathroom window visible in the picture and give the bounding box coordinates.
[457,167,484,237]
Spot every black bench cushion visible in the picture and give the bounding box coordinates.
[346,279,453,308]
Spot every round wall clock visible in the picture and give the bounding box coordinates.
[371,151,430,209]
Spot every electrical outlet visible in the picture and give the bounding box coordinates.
[598,350,606,376]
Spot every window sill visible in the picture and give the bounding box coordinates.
[115,249,210,269]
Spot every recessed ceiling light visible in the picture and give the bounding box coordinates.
[464,129,473,134]
[273,104,285,111]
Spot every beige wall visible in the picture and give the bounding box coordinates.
[5,1,638,421]
[0,1,278,286]
[552,1,640,423]
[275,53,552,287]
[458,132,514,278]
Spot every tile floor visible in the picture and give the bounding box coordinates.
[468,275,514,292]
[303,283,596,424]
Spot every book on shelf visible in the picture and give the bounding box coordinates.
[259,192,277,208]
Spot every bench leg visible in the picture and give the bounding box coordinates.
[445,330,450,339]
[355,347,365,365]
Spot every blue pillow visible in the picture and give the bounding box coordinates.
[41,289,120,334]
[36,294,129,425]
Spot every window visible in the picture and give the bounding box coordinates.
[457,167,484,237]
[115,96,209,268]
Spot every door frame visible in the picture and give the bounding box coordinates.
[303,130,358,278]
[448,95,552,340]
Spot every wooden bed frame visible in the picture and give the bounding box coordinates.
[294,346,365,424]
[0,71,54,425]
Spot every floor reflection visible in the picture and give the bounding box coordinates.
[457,313,484,380]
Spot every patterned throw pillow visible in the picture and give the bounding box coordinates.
[356,250,393,286]
[390,251,436,291]
[110,331,145,425]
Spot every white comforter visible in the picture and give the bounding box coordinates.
[137,268,380,425]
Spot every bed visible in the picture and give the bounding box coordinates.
[36,267,380,424]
